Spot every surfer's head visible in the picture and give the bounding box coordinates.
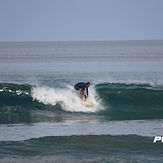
[86,82,91,87]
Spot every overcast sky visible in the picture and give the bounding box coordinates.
[0,0,163,41]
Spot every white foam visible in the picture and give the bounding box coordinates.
[31,85,103,113]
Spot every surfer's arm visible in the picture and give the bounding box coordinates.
[86,87,88,97]
[83,90,87,101]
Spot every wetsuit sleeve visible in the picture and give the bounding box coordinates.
[86,87,88,97]
[84,91,87,99]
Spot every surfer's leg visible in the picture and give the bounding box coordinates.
[80,90,84,101]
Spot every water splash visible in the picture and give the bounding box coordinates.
[31,85,103,113]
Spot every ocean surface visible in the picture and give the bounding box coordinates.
[0,40,163,162]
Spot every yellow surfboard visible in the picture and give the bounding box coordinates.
[82,100,94,106]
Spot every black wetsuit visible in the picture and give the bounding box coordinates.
[74,82,88,98]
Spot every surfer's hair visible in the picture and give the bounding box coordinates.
[86,82,91,85]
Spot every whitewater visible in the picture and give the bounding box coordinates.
[31,85,102,113]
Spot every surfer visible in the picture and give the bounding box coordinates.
[74,82,91,101]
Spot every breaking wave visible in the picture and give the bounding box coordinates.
[0,82,163,123]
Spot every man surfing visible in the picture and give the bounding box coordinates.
[74,82,91,101]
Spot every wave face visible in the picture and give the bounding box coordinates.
[96,83,163,120]
[0,82,163,124]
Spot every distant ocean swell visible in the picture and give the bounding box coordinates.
[0,135,163,159]
[0,82,163,124]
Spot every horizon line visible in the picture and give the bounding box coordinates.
[0,39,163,43]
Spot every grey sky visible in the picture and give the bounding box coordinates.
[0,0,163,41]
